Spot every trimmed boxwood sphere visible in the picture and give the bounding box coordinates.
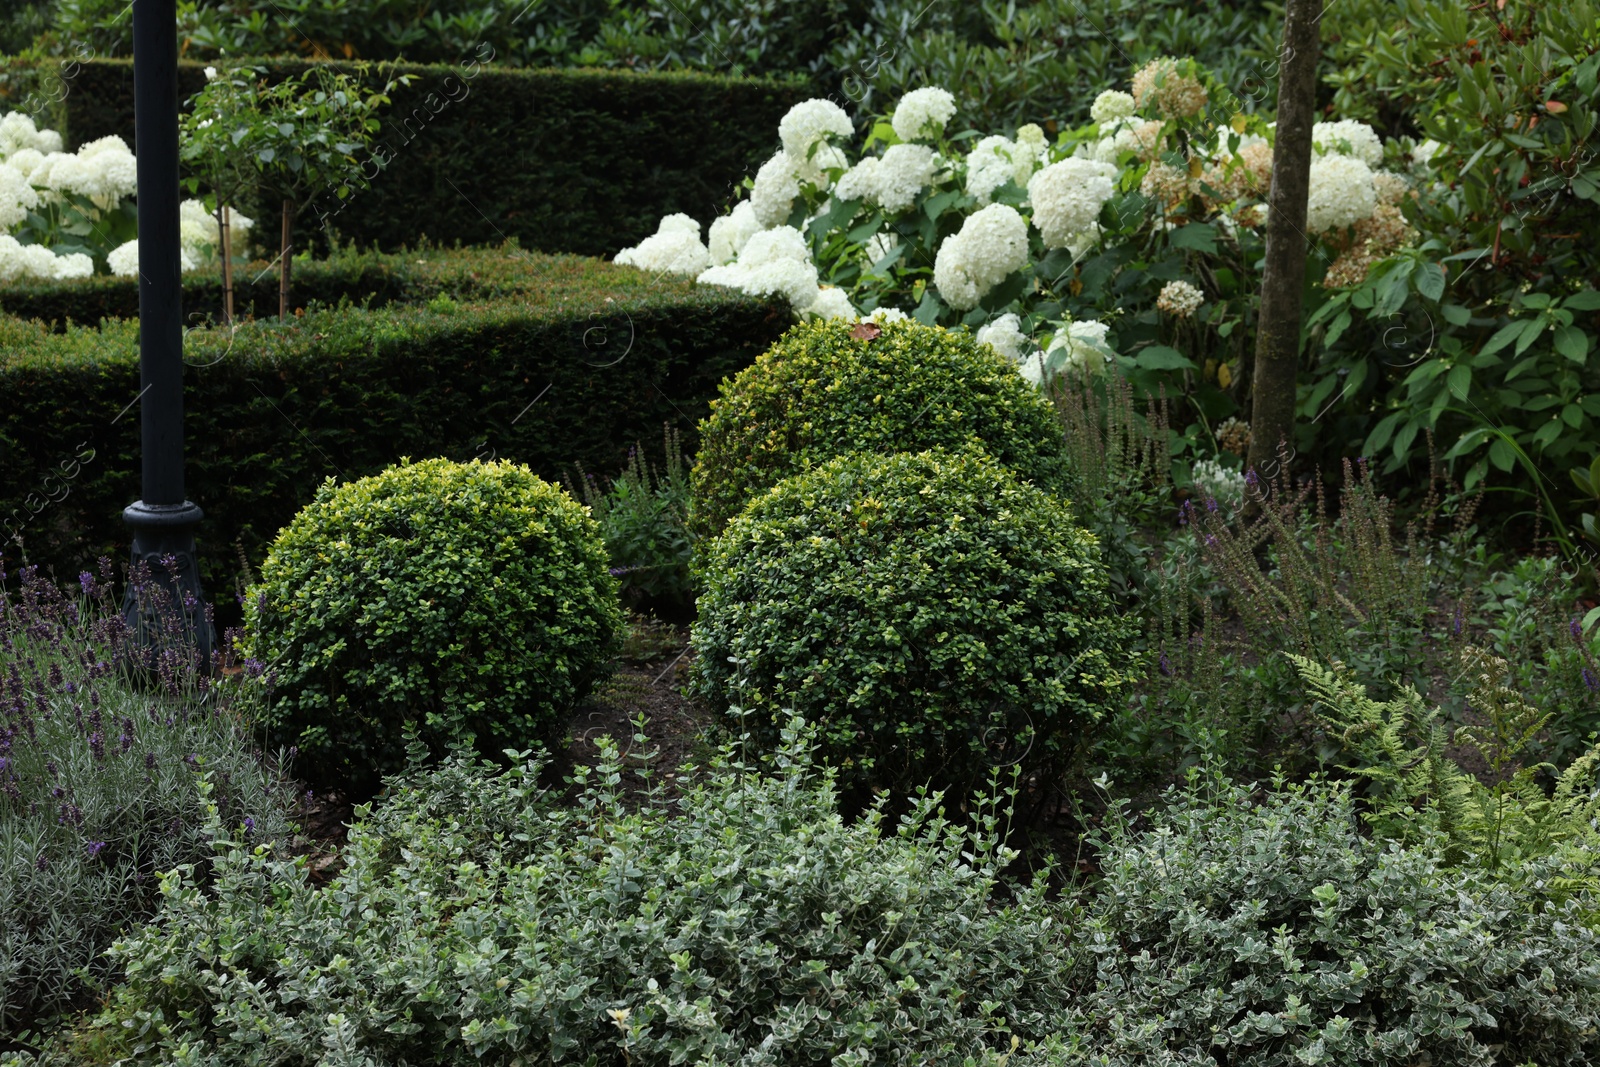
[244,457,623,793]
[688,318,1068,540]
[688,448,1138,799]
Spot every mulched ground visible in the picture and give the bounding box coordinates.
[284,614,713,879]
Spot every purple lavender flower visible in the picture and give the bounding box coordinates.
[1206,496,1218,514]
[79,572,94,596]
[1452,604,1464,636]
[35,853,47,871]
[1573,617,1585,641]
[1159,653,1173,676]
[145,752,156,770]
[244,658,266,679]
[243,817,255,836]
[88,730,104,762]
[1244,468,1260,488]
[85,840,106,858]
[1585,667,1599,693]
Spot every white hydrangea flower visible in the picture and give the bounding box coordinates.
[614,212,711,277]
[875,143,941,214]
[1028,158,1117,251]
[1040,318,1114,381]
[204,66,218,81]
[1192,457,1246,508]
[1306,154,1377,233]
[1090,90,1137,125]
[891,87,957,143]
[104,237,198,278]
[975,312,1029,362]
[750,151,802,228]
[834,156,881,204]
[966,135,1020,205]
[737,225,811,267]
[1411,139,1441,168]
[697,224,820,312]
[863,306,909,324]
[106,238,140,277]
[708,200,761,265]
[35,128,62,154]
[51,251,94,280]
[804,286,856,321]
[779,99,853,164]
[0,161,39,230]
[4,147,42,181]
[0,112,45,158]
[792,142,846,191]
[76,134,131,160]
[932,202,1028,311]
[1312,120,1383,167]
[1156,279,1204,318]
[42,152,95,197]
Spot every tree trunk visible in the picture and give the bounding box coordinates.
[217,204,235,329]
[279,198,293,321]
[1246,0,1322,484]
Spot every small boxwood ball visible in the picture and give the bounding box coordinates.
[244,457,623,793]
[689,448,1138,799]
[688,318,1069,540]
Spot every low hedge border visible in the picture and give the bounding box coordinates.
[49,58,807,259]
[0,242,600,327]
[0,250,788,601]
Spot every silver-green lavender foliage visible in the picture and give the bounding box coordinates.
[83,720,1074,1065]
[1048,768,1600,1067]
[0,561,294,1036]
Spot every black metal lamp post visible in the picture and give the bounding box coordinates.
[122,0,213,663]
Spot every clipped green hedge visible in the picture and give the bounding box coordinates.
[0,242,594,328]
[55,59,806,259]
[0,250,788,601]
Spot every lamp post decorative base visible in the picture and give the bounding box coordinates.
[121,500,214,669]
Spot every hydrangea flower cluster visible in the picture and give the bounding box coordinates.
[1028,158,1117,253]
[1130,57,1208,120]
[891,87,957,143]
[106,199,256,278]
[613,213,711,276]
[1156,280,1204,318]
[1191,457,1246,508]
[1,112,142,274]
[0,234,92,281]
[932,203,1029,310]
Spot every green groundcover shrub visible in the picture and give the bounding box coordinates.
[0,561,295,1036]
[1048,769,1600,1066]
[46,59,806,259]
[689,319,1069,540]
[0,250,788,598]
[690,449,1138,801]
[244,458,624,794]
[60,722,1073,1066]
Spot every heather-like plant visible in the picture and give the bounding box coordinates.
[69,720,1074,1065]
[0,558,294,1038]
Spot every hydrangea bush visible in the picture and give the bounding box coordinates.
[0,111,134,280]
[614,58,1418,415]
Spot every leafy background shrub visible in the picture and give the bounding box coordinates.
[35,0,1283,131]
[688,319,1069,539]
[0,249,787,604]
[72,723,1074,1066]
[243,458,623,794]
[690,449,1138,803]
[567,425,695,619]
[0,561,294,1036]
[1058,769,1600,1066]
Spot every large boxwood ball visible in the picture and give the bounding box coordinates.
[244,457,623,793]
[688,318,1068,540]
[689,448,1138,800]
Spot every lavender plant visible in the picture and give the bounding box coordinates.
[0,558,293,1039]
